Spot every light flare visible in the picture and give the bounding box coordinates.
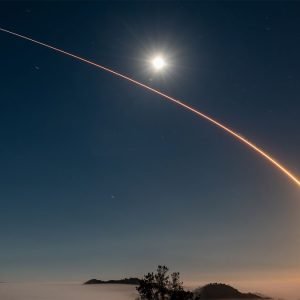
[152,56,166,70]
[0,27,299,187]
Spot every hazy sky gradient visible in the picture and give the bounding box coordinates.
[0,0,300,289]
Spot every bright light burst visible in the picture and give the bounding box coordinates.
[152,56,166,71]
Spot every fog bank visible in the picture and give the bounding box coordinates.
[0,283,137,300]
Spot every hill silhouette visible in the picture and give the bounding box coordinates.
[195,283,269,299]
[84,277,140,285]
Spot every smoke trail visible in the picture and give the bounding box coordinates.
[0,27,299,187]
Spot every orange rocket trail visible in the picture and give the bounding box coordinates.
[0,27,299,187]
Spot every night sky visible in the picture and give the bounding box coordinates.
[0,1,300,283]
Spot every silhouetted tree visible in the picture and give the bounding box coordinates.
[136,265,193,300]
[137,272,156,299]
[154,265,169,299]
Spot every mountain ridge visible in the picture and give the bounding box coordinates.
[195,283,270,299]
[84,277,140,285]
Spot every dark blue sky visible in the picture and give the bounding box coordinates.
[0,1,299,282]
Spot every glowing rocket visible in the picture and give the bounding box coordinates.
[0,27,299,187]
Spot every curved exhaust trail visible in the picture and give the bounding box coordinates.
[0,27,299,187]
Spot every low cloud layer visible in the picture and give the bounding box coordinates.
[0,283,137,300]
